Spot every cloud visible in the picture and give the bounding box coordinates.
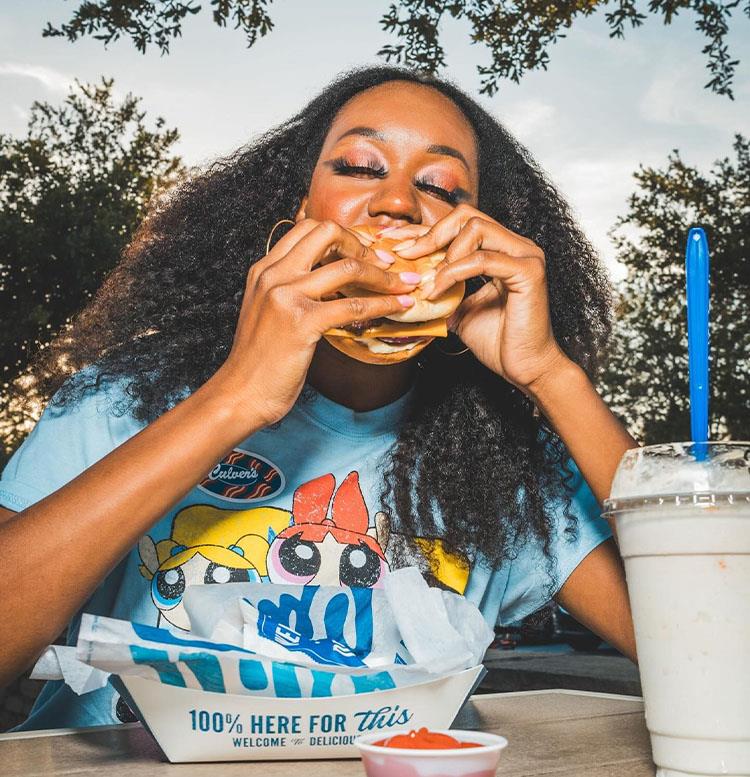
[497,99,556,140]
[640,64,750,127]
[549,156,650,281]
[0,62,73,94]
[11,104,29,122]
[640,68,695,125]
[556,157,641,200]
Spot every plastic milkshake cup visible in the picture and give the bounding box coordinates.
[604,442,750,776]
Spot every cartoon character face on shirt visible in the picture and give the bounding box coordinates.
[138,504,292,630]
[267,472,390,588]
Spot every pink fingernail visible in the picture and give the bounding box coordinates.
[377,226,400,235]
[399,271,422,284]
[393,239,416,252]
[397,295,415,307]
[374,249,395,264]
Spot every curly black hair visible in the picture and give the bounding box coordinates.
[29,65,612,586]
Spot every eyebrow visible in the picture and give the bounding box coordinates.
[335,126,471,171]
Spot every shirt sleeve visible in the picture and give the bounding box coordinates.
[497,459,612,625]
[0,377,145,512]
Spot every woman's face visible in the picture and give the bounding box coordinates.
[300,81,479,229]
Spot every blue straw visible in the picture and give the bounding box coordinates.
[685,227,710,456]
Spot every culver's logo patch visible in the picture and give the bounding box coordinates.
[198,448,285,503]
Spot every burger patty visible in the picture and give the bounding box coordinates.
[376,336,427,345]
[342,318,428,344]
[343,317,386,335]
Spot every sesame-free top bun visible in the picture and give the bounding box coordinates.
[345,226,465,324]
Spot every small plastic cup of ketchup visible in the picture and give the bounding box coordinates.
[355,727,508,777]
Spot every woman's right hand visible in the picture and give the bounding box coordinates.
[212,219,419,429]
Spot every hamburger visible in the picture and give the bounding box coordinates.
[323,225,465,365]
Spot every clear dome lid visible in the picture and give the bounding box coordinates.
[604,442,750,512]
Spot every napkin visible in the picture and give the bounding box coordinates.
[33,567,493,698]
[29,644,110,694]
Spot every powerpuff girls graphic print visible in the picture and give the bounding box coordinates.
[137,467,463,630]
[0,378,611,729]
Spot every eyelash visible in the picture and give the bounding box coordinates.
[329,158,461,205]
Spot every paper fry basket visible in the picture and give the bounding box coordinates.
[113,664,485,762]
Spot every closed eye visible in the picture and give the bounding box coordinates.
[414,177,461,205]
[330,158,385,178]
[329,158,463,205]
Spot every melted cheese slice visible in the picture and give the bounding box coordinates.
[324,318,448,339]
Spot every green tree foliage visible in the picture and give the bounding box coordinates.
[601,136,749,443]
[44,0,749,98]
[0,78,183,460]
[378,0,749,99]
[43,0,274,53]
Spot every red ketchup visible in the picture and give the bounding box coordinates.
[375,727,482,749]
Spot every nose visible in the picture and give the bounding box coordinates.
[367,170,421,226]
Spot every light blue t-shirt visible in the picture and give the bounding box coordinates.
[0,377,611,730]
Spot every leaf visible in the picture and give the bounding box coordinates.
[0,77,184,409]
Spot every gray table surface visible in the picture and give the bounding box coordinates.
[0,689,655,776]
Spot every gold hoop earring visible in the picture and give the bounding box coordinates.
[435,335,470,357]
[437,343,470,357]
[265,218,296,255]
[465,274,493,296]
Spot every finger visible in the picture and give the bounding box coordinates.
[375,223,431,241]
[391,206,494,257]
[297,258,421,300]
[282,220,395,273]
[350,226,375,245]
[317,293,416,332]
[395,208,537,261]
[440,218,541,270]
[427,250,543,300]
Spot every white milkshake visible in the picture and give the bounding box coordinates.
[604,443,750,777]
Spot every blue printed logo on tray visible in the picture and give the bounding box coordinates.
[198,448,285,503]
[257,610,365,668]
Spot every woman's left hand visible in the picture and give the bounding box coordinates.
[386,205,569,393]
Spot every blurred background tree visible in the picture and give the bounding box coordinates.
[5,5,747,459]
[0,78,184,465]
[43,0,749,98]
[601,135,749,443]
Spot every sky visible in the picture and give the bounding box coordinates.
[1,2,749,280]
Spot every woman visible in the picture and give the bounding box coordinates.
[0,66,636,729]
